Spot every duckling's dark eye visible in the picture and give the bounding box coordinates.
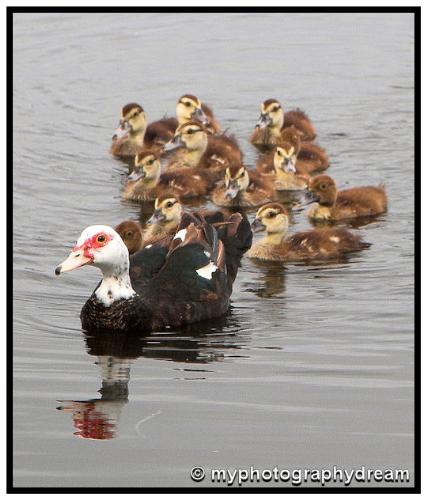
[277,150,282,156]
[320,183,327,190]
[240,172,245,178]
[165,201,174,208]
[96,234,106,243]
[185,102,191,107]
[125,231,133,238]
[148,159,154,165]
[272,106,280,112]
[132,112,139,118]
[187,129,195,134]
[267,212,275,218]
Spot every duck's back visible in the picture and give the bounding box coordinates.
[336,185,387,217]
[129,212,252,329]
[145,117,178,147]
[282,109,316,141]
[285,227,369,260]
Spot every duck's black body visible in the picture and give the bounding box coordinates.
[81,212,252,333]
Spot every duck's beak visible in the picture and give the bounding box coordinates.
[163,135,184,152]
[251,218,266,233]
[128,170,145,181]
[283,159,297,174]
[255,113,272,129]
[55,248,92,275]
[112,120,130,141]
[193,107,209,125]
[225,182,240,200]
[147,209,166,224]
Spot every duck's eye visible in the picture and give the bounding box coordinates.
[187,129,195,135]
[148,159,154,165]
[267,212,275,218]
[277,150,282,157]
[132,112,139,118]
[165,201,174,208]
[125,231,133,238]
[320,183,327,190]
[96,234,106,243]
[185,102,191,107]
[272,106,280,112]
[240,172,245,178]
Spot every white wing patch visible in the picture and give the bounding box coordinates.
[173,228,187,241]
[145,244,153,249]
[196,262,218,280]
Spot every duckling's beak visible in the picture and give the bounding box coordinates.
[55,248,92,275]
[163,135,184,152]
[193,107,209,125]
[283,158,297,174]
[112,120,130,141]
[147,209,166,224]
[128,170,145,182]
[251,218,266,233]
[255,113,272,129]
[225,182,240,200]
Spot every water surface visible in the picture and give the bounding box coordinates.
[13,12,414,488]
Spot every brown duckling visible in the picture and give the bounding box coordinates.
[115,220,143,255]
[111,103,176,159]
[248,203,370,262]
[306,175,388,221]
[142,194,184,247]
[123,150,214,202]
[163,121,242,180]
[176,94,221,134]
[250,99,316,147]
[211,164,277,208]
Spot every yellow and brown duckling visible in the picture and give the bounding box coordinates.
[115,220,144,255]
[211,164,277,208]
[306,175,388,221]
[142,194,184,248]
[247,203,371,262]
[111,103,176,159]
[250,99,316,147]
[257,143,309,191]
[176,94,221,134]
[164,120,242,179]
[256,125,329,176]
[122,150,214,202]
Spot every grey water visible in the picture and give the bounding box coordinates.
[13,12,415,488]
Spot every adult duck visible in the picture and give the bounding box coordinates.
[55,213,252,332]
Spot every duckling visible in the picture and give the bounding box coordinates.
[115,220,143,255]
[142,194,183,247]
[123,151,214,202]
[164,121,242,180]
[176,94,221,134]
[281,126,329,174]
[306,175,388,221]
[111,103,176,160]
[256,126,329,176]
[211,164,277,208]
[250,99,316,147]
[247,203,371,262]
[256,143,308,191]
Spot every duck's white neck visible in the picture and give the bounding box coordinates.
[94,253,136,307]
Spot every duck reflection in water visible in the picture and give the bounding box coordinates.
[247,259,286,299]
[57,314,244,440]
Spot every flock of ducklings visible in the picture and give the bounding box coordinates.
[111,94,388,263]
